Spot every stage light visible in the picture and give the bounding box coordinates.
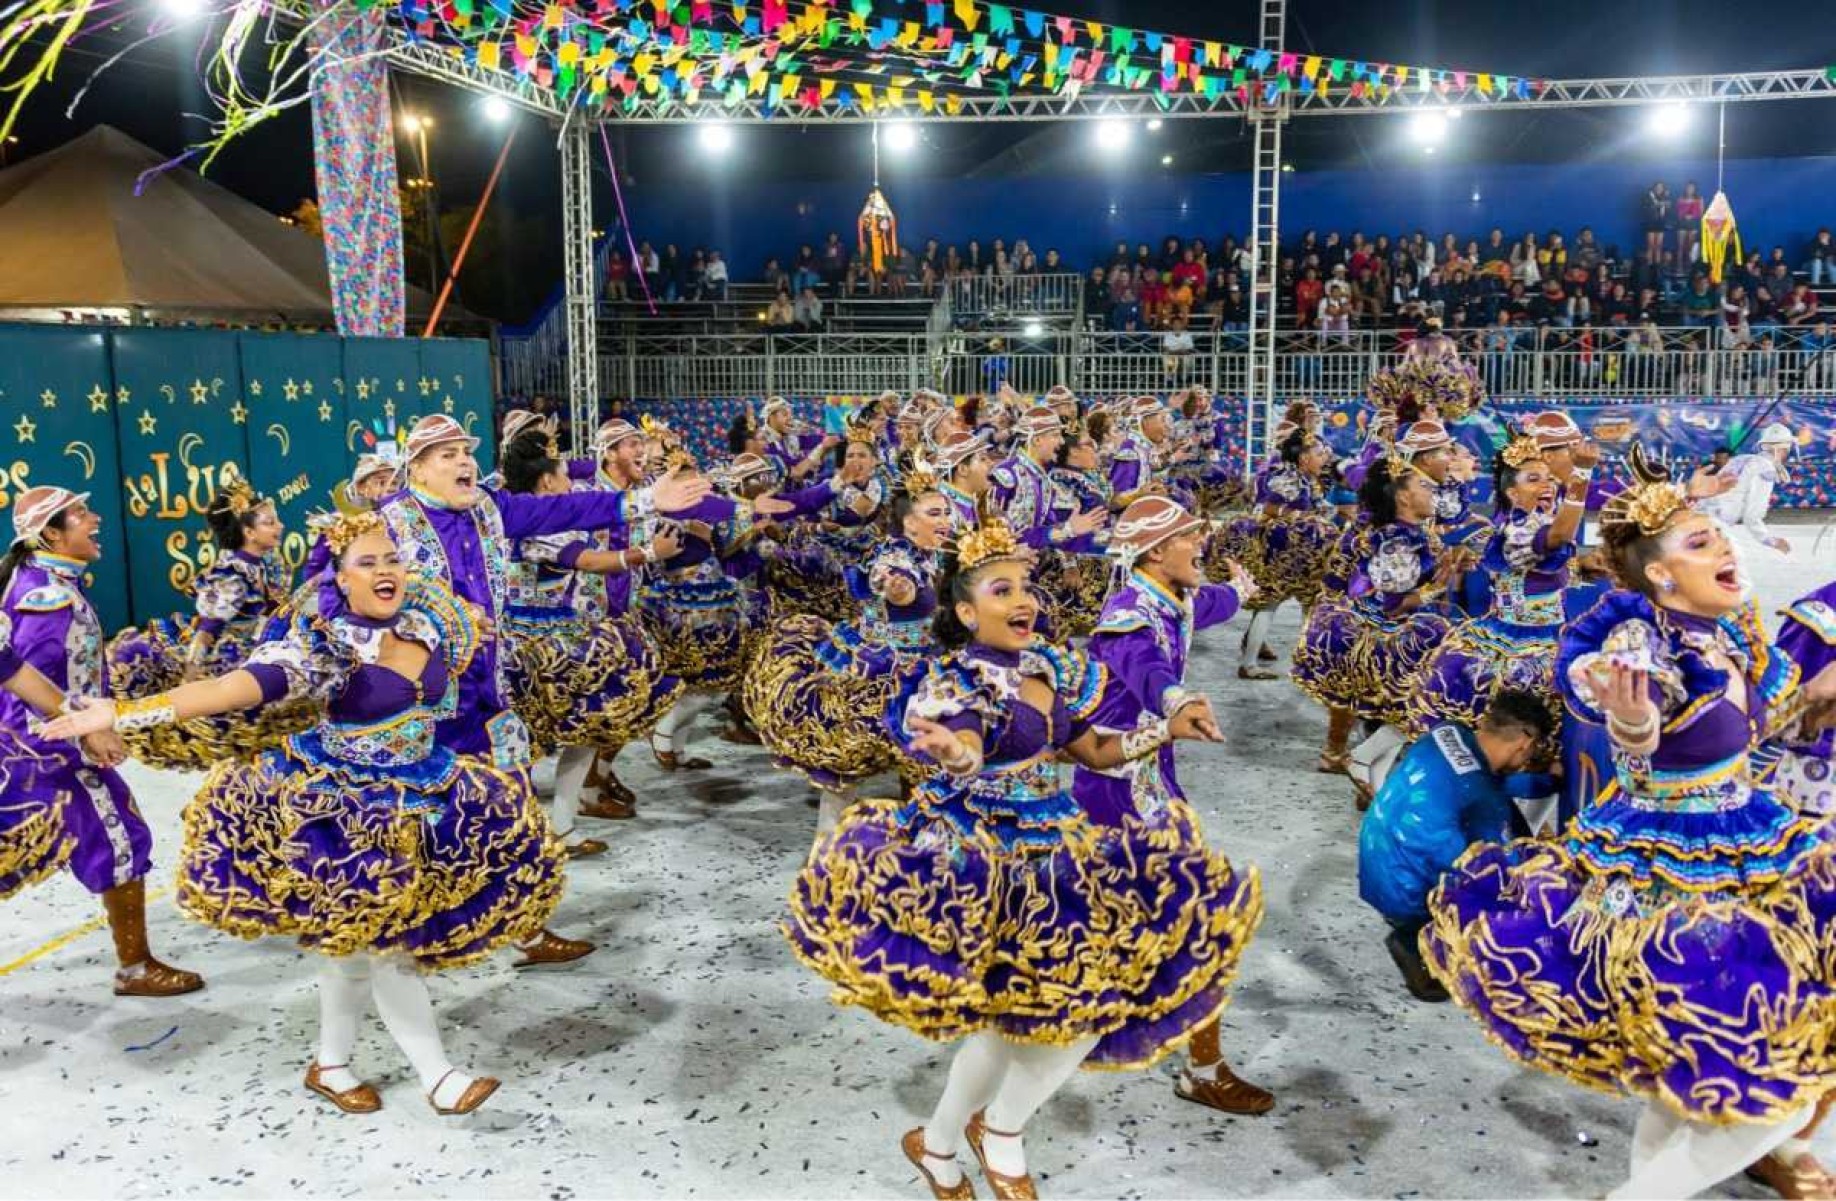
[1446,107,1463,120]
[1023,319,1044,338]
[1648,102,1691,138]
[482,97,512,124]
[1280,162,1295,173]
[401,113,431,134]
[883,121,918,153]
[1424,145,1437,156]
[1410,111,1448,145]
[159,0,206,19]
[1161,154,1174,166]
[697,122,734,154]
[1094,119,1131,151]
[1471,190,1483,203]
[1147,118,1163,131]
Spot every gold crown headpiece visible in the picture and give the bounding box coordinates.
[1383,451,1425,482]
[1499,434,1544,469]
[308,509,387,557]
[1601,443,1693,537]
[217,477,267,517]
[948,494,1026,571]
[845,411,878,445]
[639,414,672,439]
[902,451,941,497]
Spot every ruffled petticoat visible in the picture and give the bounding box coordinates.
[742,614,926,790]
[784,765,1263,1069]
[1424,787,1836,1124]
[504,605,683,757]
[763,541,860,625]
[0,730,71,901]
[178,730,564,970]
[106,618,318,771]
[1292,596,1455,724]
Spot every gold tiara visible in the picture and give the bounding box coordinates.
[949,494,1025,571]
[845,416,877,445]
[1499,435,1544,469]
[1600,444,1692,537]
[307,509,387,557]
[902,451,940,497]
[218,478,264,516]
[639,414,671,438]
[1383,452,1422,482]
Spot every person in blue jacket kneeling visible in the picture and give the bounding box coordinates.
[1359,688,1556,1002]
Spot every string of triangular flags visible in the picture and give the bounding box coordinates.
[377,0,1549,115]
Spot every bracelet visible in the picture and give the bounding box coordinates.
[630,546,649,567]
[1120,718,1172,762]
[116,693,178,732]
[937,739,982,777]
[1606,710,1658,741]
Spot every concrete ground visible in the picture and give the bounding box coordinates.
[1,515,1832,1200]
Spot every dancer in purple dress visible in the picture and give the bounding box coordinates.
[379,413,710,967]
[1425,447,1836,1199]
[1074,495,1274,1118]
[1222,425,1336,682]
[0,486,203,996]
[43,514,563,1117]
[992,406,1110,637]
[786,499,1261,1200]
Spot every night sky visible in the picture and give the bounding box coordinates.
[10,0,1833,319]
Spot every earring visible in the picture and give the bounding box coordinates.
[1660,579,1677,594]
[965,619,978,632]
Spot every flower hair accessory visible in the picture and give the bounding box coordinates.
[307,509,387,557]
[949,494,1026,571]
[1601,443,1693,537]
[902,451,941,497]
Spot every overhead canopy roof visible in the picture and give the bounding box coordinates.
[0,124,456,322]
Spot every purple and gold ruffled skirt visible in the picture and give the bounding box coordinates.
[638,574,765,693]
[0,731,71,901]
[764,542,859,625]
[505,607,683,756]
[1033,552,1111,641]
[1291,598,1454,725]
[1212,514,1336,609]
[178,740,564,969]
[741,615,920,790]
[785,796,1263,1069]
[1407,616,1561,736]
[106,619,318,771]
[1424,801,1836,1124]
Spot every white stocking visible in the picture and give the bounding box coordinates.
[653,694,711,755]
[979,1035,1100,1178]
[816,785,855,837]
[1239,609,1276,667]
[1608,1101,1809,1200]
[551,746,596,841]
[315,957,371,1091]
[921,1032,1013,1186]
[1349,725,1405,793]
[369,954,469,1106]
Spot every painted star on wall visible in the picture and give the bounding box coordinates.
[442,396,456,414]
[301,380,314,397]
[283,378,300,402]
[138,410,158,436]
[356,379,372,400]
[39,388,56,409]
[189,379,209,405]
[249,380,264,398]
[317,399,333,422]
[230,400,249,424]
[115,386,131,405]
[13,414,36,443]
[87,385,109,413]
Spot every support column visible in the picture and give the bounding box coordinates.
[561,120,599,453]
[1242,0,1287,479]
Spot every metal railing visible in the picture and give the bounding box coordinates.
[943,273,1085,322]
[499,324,1836,402]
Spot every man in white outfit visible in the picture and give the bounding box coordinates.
[1703,422,1797,555]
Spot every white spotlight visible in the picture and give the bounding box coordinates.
[1446,107,1463,120]
[1423,145,1437,156]
[1648,102,1691,138]
[1023,319,1044,338]
[1147,118,1164,131]
[481,97,512,124]
[697,122,734,154]
[1161,154,1174,167]
[1471,190,1482,203]
[159,0,206,19]
[1094,119,1131,151]
[884,121,918,153]
[1410,111,1449,145]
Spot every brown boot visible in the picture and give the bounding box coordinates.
[579,790,636,820]
[583,751,609,792]
[513,928,596,969]
[103,880,204,997]
[1746,1098,1836,1199]
[1175,1061,1277,1115]
[1318,707,1355,775]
